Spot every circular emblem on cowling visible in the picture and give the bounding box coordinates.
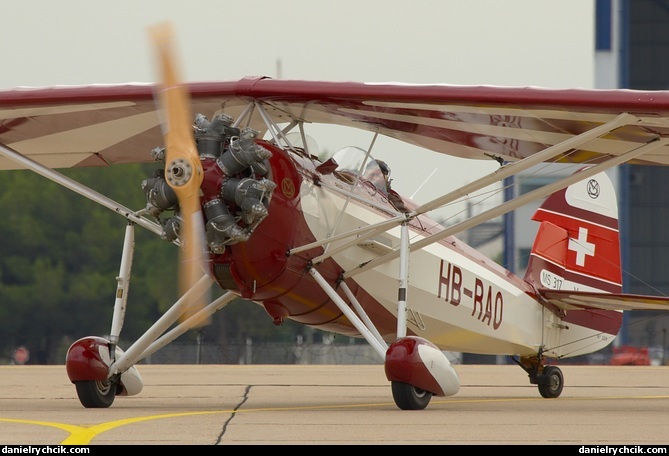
[281,178,295,198]
[587,179,600,199]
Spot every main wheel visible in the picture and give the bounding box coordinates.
[75,379,117,408]
[391,381,433,410]
[538,365,564,398]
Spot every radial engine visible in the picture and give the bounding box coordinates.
[141,112,277,253]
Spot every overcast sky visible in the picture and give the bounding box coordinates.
[1,0,595,219]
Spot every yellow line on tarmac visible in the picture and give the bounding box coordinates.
[1,412,226,445]
[3,394,669,445]
[1,402,395,445]
[0,418,83,441]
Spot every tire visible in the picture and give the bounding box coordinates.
[75,379,116,408]
[391,381,433,410]
[538,365,564,398]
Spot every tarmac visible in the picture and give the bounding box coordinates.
[1,364,669,446]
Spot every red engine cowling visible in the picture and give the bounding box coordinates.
[141,115,397,336]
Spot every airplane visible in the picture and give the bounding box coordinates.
[2,22,669,411]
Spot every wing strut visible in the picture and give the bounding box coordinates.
[291,217,403,256]
[412,112,638,216]
[345,137,669,279]
[293,112,641,268]
[0,142,163,235]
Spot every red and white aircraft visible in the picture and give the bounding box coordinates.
[2,24,669,410]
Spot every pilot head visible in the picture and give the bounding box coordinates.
[377,160,391,187]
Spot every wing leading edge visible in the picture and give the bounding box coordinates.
[4,77,669,170]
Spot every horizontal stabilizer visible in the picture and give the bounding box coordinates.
[539,288,669,312]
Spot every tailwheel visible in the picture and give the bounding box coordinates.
[74,377,119,408]
[391,381,433,410]
[538,365,564,398]
[512,354,564,399]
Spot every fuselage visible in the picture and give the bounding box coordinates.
[199,140,617,360]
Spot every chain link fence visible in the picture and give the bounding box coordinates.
[0,336,384,365]
[140,339,383,365]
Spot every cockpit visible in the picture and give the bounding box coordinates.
[329,146,390,195]
[286,132,407,212]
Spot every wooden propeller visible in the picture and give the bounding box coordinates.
[149,22,209,326]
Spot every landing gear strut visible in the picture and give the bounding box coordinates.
[512,354,564,399]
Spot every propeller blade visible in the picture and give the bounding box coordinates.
[149,22,210,326]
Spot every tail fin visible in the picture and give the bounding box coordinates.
[524,167,622,293]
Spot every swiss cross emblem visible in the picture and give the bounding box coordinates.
[568,227,595,266]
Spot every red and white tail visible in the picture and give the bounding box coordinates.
[523,167,623,357]
[524,167,622,293]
